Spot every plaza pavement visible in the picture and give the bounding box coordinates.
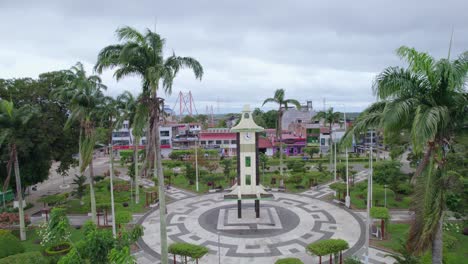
[135,181,397,264]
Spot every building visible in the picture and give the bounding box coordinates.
[199,131,237,156]
[281,100,316,133]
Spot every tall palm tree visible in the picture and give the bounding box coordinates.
[343,46,467,263]
[262,89,301,187]
[95,26,203,263]
[314,107,341,173]
[116,91,145,204]
[55,62,107,224]
[0,100,37,240]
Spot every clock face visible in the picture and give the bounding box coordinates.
[244,132,252,141]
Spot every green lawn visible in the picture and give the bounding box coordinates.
[12,227,85,253]
[63,178,148,214]
[376,223,468,264]
[349,190,412,209]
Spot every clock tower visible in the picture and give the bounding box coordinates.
[225,105,273,218]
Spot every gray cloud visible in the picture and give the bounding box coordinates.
[1,0,467,113]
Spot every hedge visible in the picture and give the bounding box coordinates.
[168,242,209,259]
[0,232,24,258]
[370,207,390,220]
[0,251,48,264]
[275,257,304,264]
[306,239,349,256]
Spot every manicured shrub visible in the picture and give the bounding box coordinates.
[115,211,132,226]
[0,231,24,258]
[168,242,208,261]
[275,257,304,264]
[306,239,349,259]
[0,251,48,264]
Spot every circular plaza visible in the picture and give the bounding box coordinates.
[138,192,365,263]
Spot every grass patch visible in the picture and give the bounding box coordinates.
[375,223,468,264]
[14,227,85,253]
[63,178,148,214]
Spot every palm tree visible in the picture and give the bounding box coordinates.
[262,89,301,187]
[55,62,107,224]
[314,107,341,173]
[116,91,145,204]
[343,46,467,263]
[0,100,37,240]
[95,26,203,263]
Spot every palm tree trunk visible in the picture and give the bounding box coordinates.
[89,157,97,223]
[134,137,140,204]
[152,95,168,263]
[13,145,26,241]
[432,213,443,264]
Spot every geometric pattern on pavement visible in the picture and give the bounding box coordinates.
[138,192,365,264]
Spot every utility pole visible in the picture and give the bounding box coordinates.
[195,136,199,192]
[344,110,350,208]
[364,129,374,264]
[108,144,117,238]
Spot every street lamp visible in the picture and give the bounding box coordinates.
[195,135,199,192]
[364,129,374,264]
[108,144,117,238]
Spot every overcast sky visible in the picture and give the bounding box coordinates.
[1,0,467,113]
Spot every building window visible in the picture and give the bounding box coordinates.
[245,156,251,167]
[112,131,130,138]
[112,140,129,146]
[208,140,214,145]
[223,140,229,144]
[216,140,222,144]
[231,140,237,144]
[161,139,170,145]
[141,140,147,145]
[200,141,206,145]
[321,138,325,145]
[160,131,170,137]
[244,113,250,119]
[246,174,251,185]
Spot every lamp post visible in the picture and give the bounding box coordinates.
[195,135,199,192]
[108,144,117,238]
[334,141,337,181]
[364,129,374,264]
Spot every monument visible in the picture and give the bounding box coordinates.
[225,105,273,218]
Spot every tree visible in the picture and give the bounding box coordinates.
[343,46,468,262]
[314,107,341,172]
[263,89,301,187]
[304,146,319,159]
[95,26,203,263]
[72,175,86,201]
[0,74,80,190]
[181,115,197,123]
[38,208,71,248]
[220,158,233,178]
[55,62,107,224]
[0,100,37,240]
[307,239,349,264]
[370,207,390,239]
[116,91,144,203]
